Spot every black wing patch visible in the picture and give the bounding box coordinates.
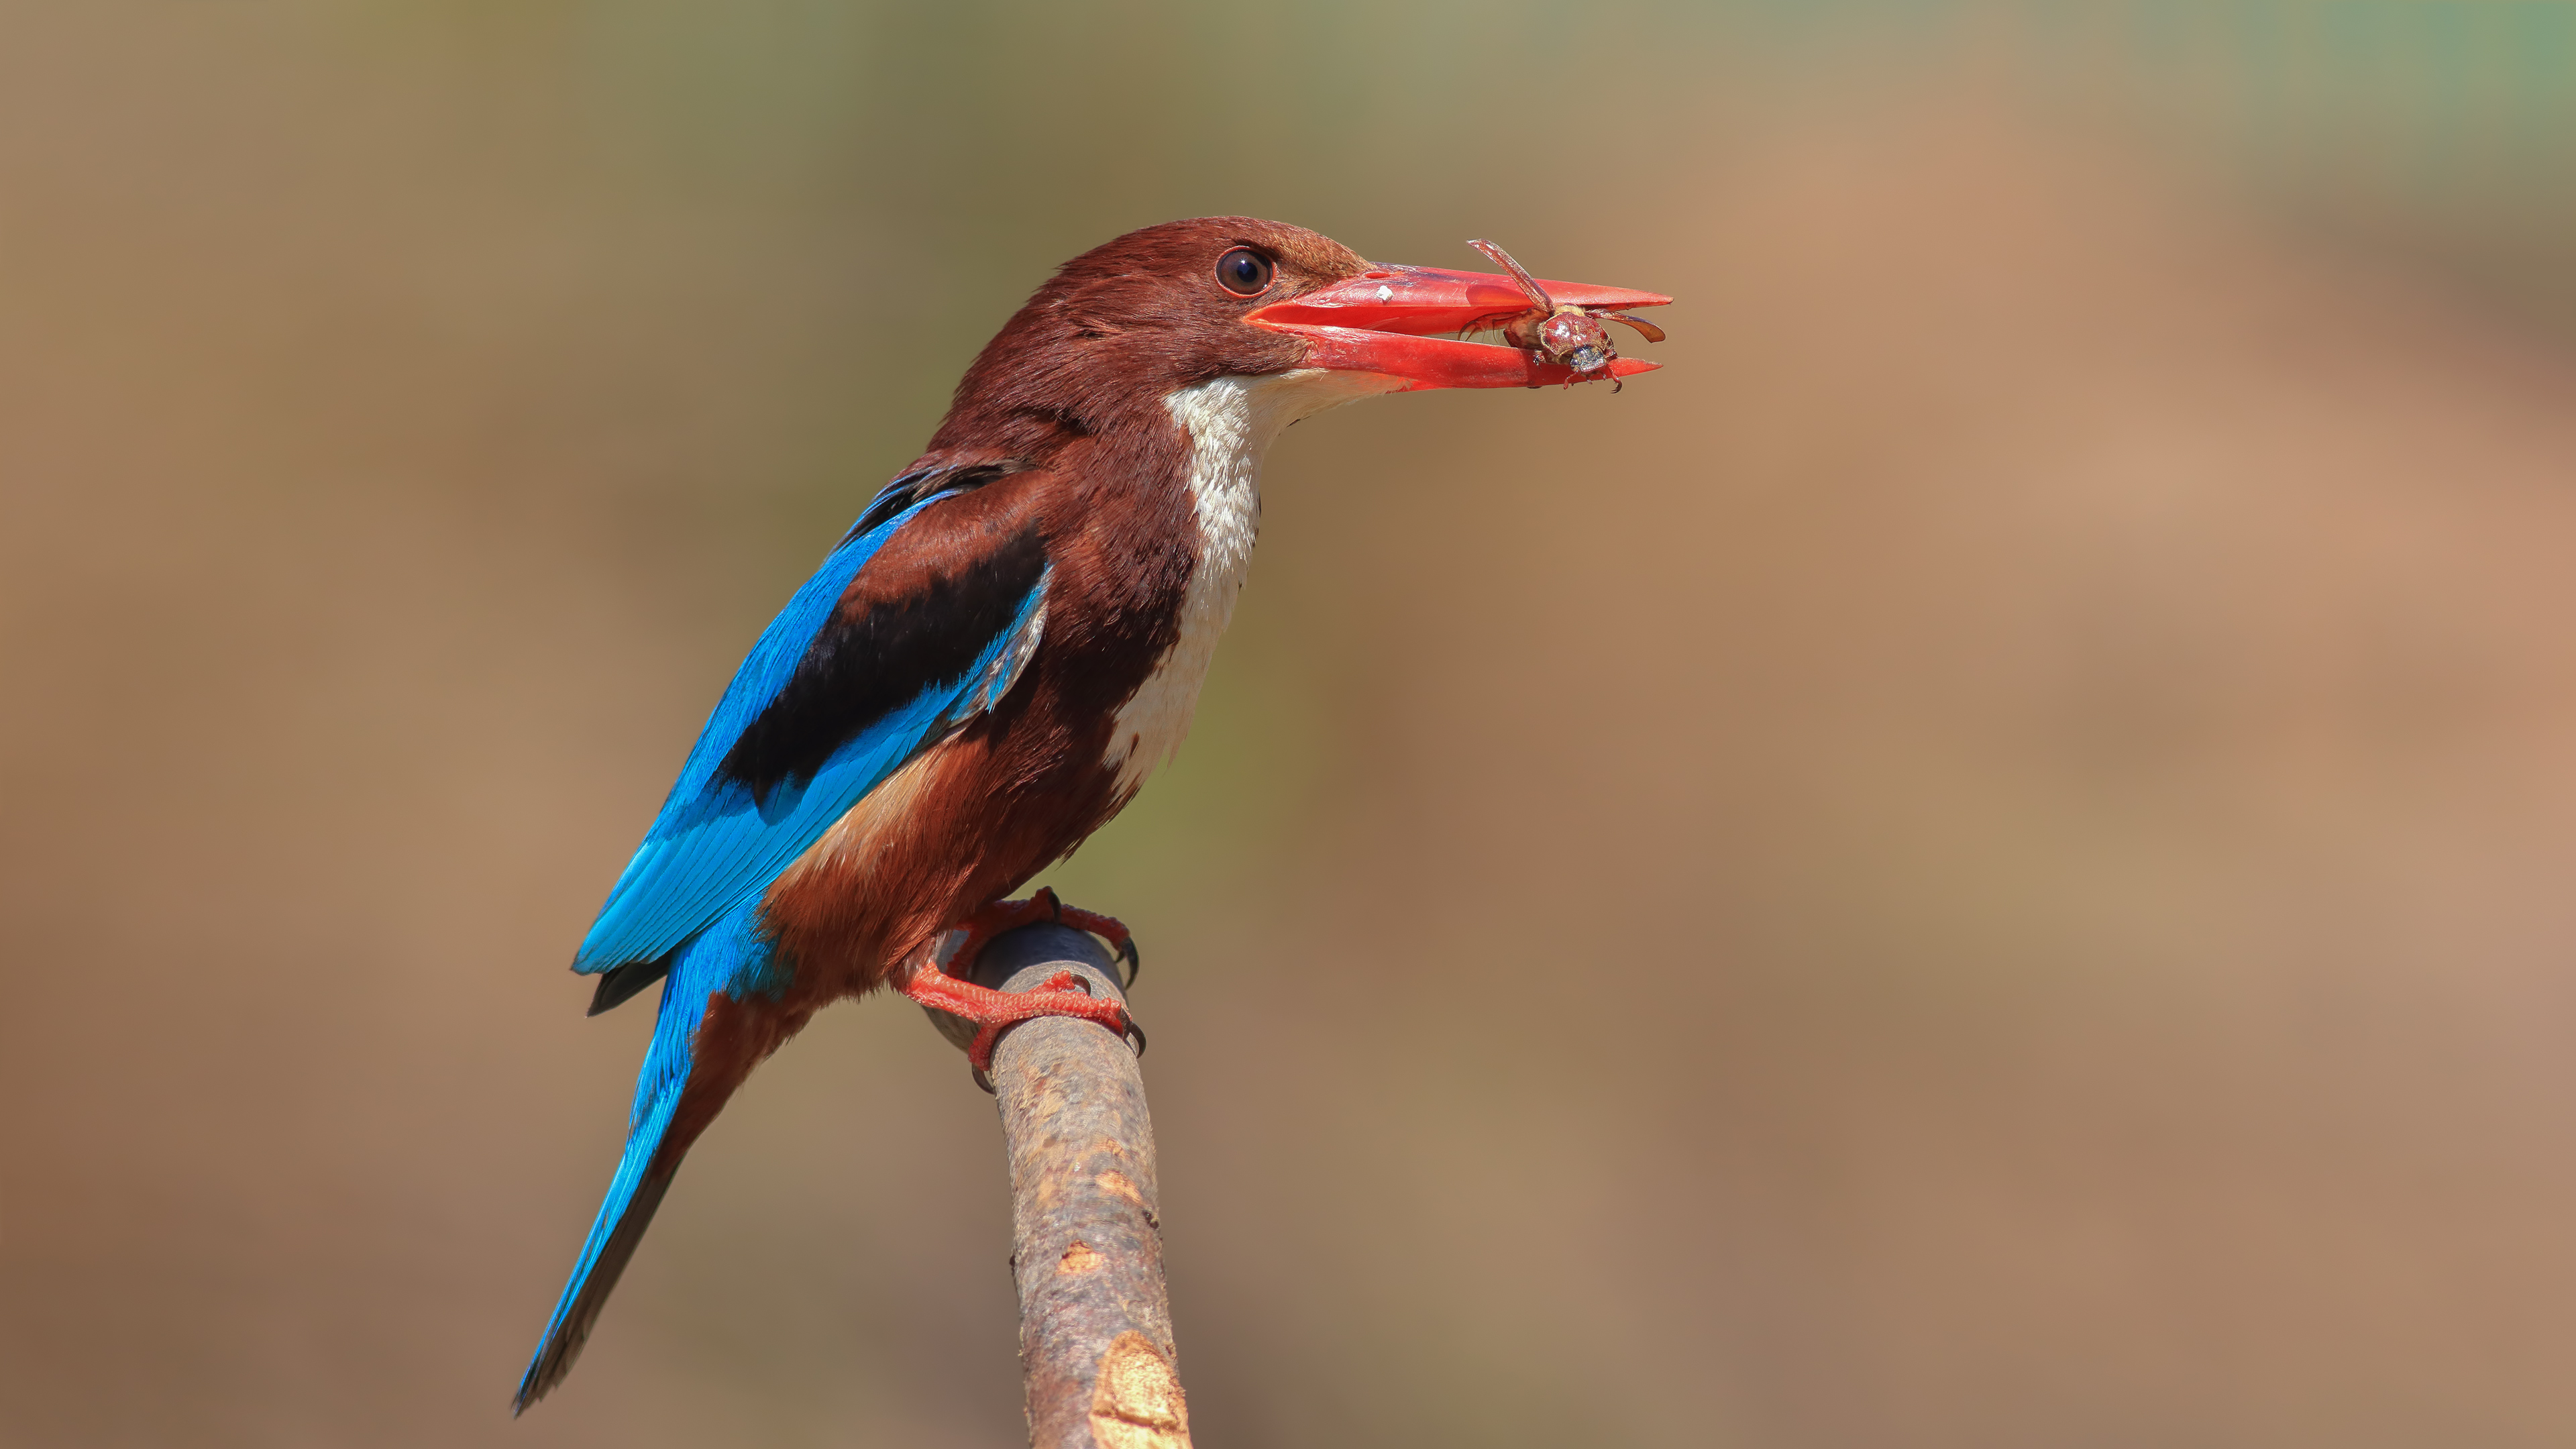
[586,958,671,1016]
[843,459,1030,545]
[715,519,1050,804]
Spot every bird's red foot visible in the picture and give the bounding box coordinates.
[945,886,1140,989]
[902,890,1144,1081]
[899,961,1141,1076]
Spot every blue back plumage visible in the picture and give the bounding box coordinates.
[519,473,1051,1409]
[573,490,1046,974]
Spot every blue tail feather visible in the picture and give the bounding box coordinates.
[515,898,787,1412]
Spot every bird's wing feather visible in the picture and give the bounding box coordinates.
[573,470,1049,974]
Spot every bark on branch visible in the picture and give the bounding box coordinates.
[930,922,1192,1449]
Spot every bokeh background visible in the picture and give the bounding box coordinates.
[8,2,2576,1444]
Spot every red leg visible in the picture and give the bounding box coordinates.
[897,957,1139,1074]
[944,886,1140,987]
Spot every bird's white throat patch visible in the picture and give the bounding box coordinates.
[1102,369,1402,794]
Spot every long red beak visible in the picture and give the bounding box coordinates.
[1247,264,1672,390]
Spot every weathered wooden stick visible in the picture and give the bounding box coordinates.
[932,922,1192,1449]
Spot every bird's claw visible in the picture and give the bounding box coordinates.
[967,991,1141,1093]
[930,892,1144,1090]
[961,969,1136,1075]
[946,889,1140,989]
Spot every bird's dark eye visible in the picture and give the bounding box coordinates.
[1214,247,1275,298]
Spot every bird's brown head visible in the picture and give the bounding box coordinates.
[928,217,1670,460]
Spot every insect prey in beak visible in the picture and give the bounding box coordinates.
[1466,238,1667,391]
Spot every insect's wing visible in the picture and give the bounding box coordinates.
[1466,238,1556,313]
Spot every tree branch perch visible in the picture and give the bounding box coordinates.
[928,922,1192,1449]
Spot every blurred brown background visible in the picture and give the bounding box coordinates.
[7,3,2576,1445]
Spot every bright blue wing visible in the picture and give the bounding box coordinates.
[572,485,1046,975]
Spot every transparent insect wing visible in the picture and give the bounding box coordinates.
[1466,239,1556,313]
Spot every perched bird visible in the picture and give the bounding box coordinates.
[514,217,1667,1410]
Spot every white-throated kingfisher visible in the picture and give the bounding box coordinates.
[514,217,1668,1409]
